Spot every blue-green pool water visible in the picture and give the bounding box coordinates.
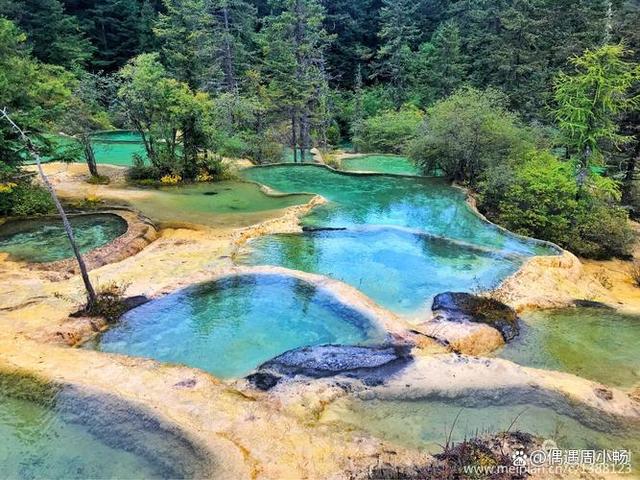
[238,229,521,313]
[241,165,553,256]
[0,214,128,263]
[89,274,385,378]
[321,397,640,467]
[341,155,420,175]
[497,307,640,388]
[45,131,148,166]
[0,376,210,479]
[238,165,555,314]
[91,130,144,143]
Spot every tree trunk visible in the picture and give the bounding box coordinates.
[1,110,97,309]
[221,5,238,94]
[300,111,309,162]
[82,136,99,177]
[622,139,640,205]
[291,113,298,163]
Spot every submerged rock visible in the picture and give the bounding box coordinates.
[572,299,614,309]
[247,344,412,390]
[432,292,519,341]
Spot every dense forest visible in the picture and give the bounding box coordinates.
[0,0,639,258]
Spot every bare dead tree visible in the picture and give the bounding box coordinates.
[1,108,97,309]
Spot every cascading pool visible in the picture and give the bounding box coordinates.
[340,155,420,175]
[241,165,554,255]
[0,374,210,479]
[88,274,386,378]
[238,165,556,314]
[496,307,640,388]
[238,228,521,313]
[0,214,127,263]
[121,181,313,228]
[320,397,640,463]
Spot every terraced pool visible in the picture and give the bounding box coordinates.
[241,165,553,255]
[497,307,640,388]
[239,165,556,314]
[340,155,420,175]
[122,181,312,228]
[0,375,211,479]
[238,228,521,313]
[89,274,386,378]
[321,397,640,463]
[0,214,127,263]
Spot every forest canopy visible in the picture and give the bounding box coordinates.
[0,0,639,258]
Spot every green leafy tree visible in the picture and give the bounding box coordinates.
[58,72,113,177]
[408,87,534,183]
[0,19,73,178]
[354,105,422,154]
[554,44,640,194]
[117,53,212,179]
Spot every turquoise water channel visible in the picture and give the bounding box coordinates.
[0,214,127,263]
[0,376,209,479]
[90,274,385,378]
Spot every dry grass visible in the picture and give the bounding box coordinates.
[629,261,640,288]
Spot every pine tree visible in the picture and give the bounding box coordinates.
[0,0,93,68]
[412,20,465,106]
[155,0,221,91]
[260,0,332,162]
[554,44,640,195]
[376,0,420,106]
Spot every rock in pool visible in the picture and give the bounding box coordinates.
[431,292,519,341]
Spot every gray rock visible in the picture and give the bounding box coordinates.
[432,292,519,341]
[246,344,412,390]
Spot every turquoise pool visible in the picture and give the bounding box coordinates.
[497,307,640,388]
[0,375,210,479]
[0,214,127,263]
[241,165,554,255]
[341,155,420,175]
[238,229,521,313]
[89,274,386,378]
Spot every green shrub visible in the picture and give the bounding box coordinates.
[408,87,534,184]
[354,106,423,154]
[480,151,577,246]
[0,182,54,216]
[571,200,635,259]
[127,154,158,181]
[479,150,635,259]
